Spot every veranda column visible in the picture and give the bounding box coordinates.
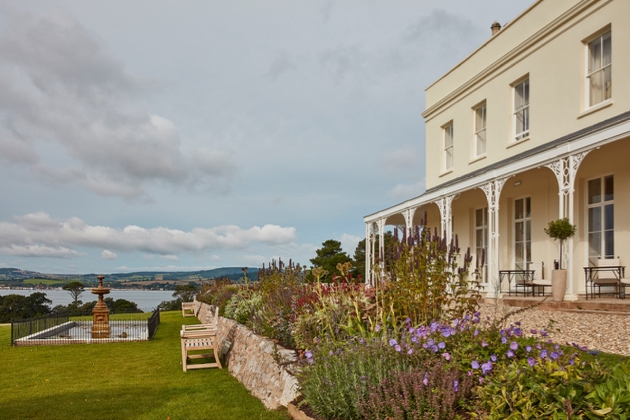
[480,177,510,297]
[546,151,590,299]
[365,222,372,286]
[404,208,413,239]
[378,219,385,273]
[436,195,456,244]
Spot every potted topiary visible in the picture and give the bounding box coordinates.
[544,218,577,302]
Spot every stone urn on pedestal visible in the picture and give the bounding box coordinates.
[91,274,111,338]
[544,218,577,302]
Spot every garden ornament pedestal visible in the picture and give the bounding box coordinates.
[552,270,567,302]
[91,274,111,338]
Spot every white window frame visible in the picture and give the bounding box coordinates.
[513,78,529,141]
[586,30,612,108]
[513,197,531,270]
[473,102,487,157]
[587,175,614,262]
[443,122,453,172]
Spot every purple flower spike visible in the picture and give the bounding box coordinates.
[423,372,428,386]
[453,380,459,392]
[375,324,380,332]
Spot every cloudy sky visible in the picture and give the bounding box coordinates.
[0,0,532,274]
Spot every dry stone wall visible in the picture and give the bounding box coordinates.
[194,300,299,409]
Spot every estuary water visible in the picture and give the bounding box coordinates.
[0,288,176,311]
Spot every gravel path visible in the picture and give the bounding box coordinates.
[479,303,630,356]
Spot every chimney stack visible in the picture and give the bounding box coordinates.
[491,21,501,36]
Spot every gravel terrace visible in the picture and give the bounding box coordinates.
[479,302,630,356]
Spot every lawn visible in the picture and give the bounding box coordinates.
[0,311,289,420]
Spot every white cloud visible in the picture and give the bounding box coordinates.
[340,233,362,255]
[101,250,117,260]
[0,212,297,259]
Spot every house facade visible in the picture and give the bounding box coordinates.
[364,0,630,300]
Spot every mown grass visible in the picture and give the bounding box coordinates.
[0,311,289,420]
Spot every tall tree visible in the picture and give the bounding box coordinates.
[63,281,85,305]
[310,239,352,281]
[351,238,366,280]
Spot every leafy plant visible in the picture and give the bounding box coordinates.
[381,215,482,326]
[544,218,577,270]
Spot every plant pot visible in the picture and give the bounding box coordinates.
[552,269,567,302]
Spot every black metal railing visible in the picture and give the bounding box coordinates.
[11,308,161,346]
[148,308,160,339]
[11,312,70,345]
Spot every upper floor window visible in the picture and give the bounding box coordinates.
[443,122,453,171]
[474,103,486,156]
[587,31,611,107]
[513,79,529,141]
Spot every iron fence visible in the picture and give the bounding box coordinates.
[11,308,161,346]
[148,308,160,339]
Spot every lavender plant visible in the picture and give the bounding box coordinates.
[380,215,482,327]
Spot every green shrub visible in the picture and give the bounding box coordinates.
[223,289,263,326]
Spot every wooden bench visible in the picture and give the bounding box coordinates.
[181,307,222,372]
[181,301,195,317]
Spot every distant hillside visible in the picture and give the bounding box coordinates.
[0,266,257,286]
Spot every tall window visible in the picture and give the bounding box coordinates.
[513,79,529,141]
[474,103,486,157]
[587,31,612,107]
[443,123,453,171]
[514,197,531,270]
[588,176,614,260]
[475,207,488,282]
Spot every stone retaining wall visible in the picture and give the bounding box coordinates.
[194,300,299,409]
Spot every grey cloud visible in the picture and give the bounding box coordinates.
[264,52,297,81]
[0,8,235,199]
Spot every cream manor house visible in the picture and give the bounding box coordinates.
[364,0,629,300]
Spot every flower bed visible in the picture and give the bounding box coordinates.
[198,222,630,419]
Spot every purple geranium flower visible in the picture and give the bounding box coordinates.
[472,360,480,369]
[527,357,536,367]
[540,349,548,359]
[510,342,518,351]
[442,352,451,361]
[507,350,515,358]
[526,346,532,353]
[481,361,493,375]
[490,354,497,362]
[438,342,446,349]
[389,339,397,347]
[395,345,401,352]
